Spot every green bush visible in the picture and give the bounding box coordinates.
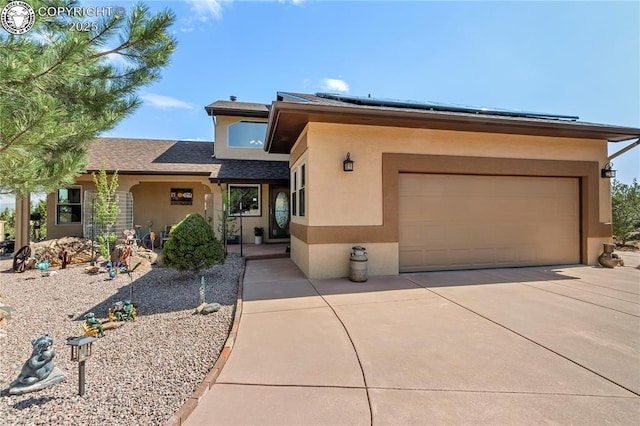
[612,178,640,245]
[163,213,224,274]
[96,233,117,259]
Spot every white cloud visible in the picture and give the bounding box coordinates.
[278,0,305,4]
[183,0,224,21]
[321,78,350,93]
[140,93,195,110]
[178,1,225,32]
[104,52,131,67]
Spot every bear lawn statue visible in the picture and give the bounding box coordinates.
[9,334,67,395]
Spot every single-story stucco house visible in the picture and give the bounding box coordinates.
[45,92,640,279]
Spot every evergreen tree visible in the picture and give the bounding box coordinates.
[163,213,224,275]
[0,0,176,197]
[611,179,640,245]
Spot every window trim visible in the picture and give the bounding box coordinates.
[56,186,83,225]
[299,164,306,217]
[228,184,262,217]
[227,121,268,150]
[291,170,297,216]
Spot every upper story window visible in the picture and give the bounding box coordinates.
[57,187,82,224]
[228,121,267,149]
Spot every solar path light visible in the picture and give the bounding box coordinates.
[67,335,96,396]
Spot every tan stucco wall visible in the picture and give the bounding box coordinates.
[47,174,289,246]
[290,122,612,279]
[47,174,219,240]
[214,116,289,162]
[307,242,399,279]
[130,181,213,236]
[216,183,281,244]
[307,123,610,227]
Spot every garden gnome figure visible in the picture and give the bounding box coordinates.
[84,312,105,337]
[9,334,67,395]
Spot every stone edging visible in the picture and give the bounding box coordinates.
[165,259,246,426]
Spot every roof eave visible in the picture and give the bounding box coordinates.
[265,102,640,154]
[204,106,269,119]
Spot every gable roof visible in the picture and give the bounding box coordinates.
[85,138,289,182]
[266,92,640,154]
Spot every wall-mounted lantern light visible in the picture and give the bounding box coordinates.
[67,335,96,396]
[343,152,354,172]
[601,162,616,179]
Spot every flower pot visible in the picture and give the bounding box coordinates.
[254,236,263,245]
[598,243,619,268]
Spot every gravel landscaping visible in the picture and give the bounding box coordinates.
[0,253,242,425]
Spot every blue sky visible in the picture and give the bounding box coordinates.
[107,0,639,182]
[1,0,639,205]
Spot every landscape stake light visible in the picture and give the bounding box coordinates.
[67,335,96,396]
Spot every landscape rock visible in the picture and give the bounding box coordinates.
[194,303,206,314]
[202,303,221,315]
[32,237,99,266]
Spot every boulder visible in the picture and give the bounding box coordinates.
[201,303,221,315]
[32,237,100,266]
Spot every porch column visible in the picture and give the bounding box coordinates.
[14,195,30,251]
[0,221,5,241]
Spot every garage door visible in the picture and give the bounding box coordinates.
[399,174,580,272]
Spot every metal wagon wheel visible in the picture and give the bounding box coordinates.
[13,245,32,273]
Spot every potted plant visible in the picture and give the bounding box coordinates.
[254,227,264,245]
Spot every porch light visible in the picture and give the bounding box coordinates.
[343,152,354,172]
[67,335,96,396]
[601,162,616,179]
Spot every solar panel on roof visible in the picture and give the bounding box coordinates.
[315,93,579,121]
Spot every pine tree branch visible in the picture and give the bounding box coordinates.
[0,114,44,154]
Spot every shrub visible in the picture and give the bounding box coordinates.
[612,178,640,245]
[162,213,224,274]
[96,233,117,259]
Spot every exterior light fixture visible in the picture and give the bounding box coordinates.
[67,335,96,396]
[601,162,616,179]
[343,152,354,172]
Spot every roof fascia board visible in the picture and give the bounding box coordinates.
[205,106,268,118]
[265,101,640,153]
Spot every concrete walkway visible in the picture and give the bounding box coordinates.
[185,253,640,425]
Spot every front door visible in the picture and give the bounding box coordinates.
[269,185,290,239]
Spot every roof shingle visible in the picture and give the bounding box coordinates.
[86,138,289,182]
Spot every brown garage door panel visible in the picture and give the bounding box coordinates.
[399,174,580,272]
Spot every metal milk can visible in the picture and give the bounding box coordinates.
[349,246,368,282]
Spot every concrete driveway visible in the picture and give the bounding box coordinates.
[185,252,640,425]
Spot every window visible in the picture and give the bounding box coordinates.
[228,121,267,149]
[228,185,261,216]
[291,171,297,216]
[57,187,82,224]
[299,164,306,217]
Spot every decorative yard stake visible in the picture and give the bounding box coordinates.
[199,275,206,305]
[126,262,142,301]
